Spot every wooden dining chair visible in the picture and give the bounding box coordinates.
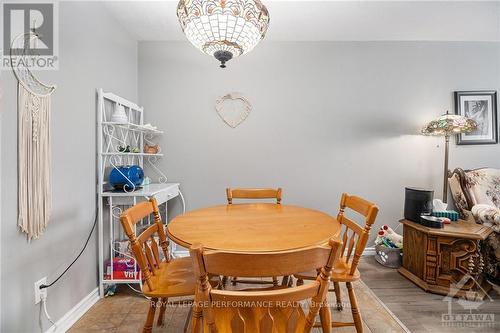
[120,198,196,333]
[294,193,379,333]
[189,237,342,333]
[225,187,283,287]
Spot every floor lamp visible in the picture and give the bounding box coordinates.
[421,111,476,203]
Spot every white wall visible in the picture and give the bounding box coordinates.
[138,41,500,242]
[0,2,137,332]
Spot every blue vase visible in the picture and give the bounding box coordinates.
[109,165,144,191]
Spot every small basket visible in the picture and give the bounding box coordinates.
[374,244,402,268]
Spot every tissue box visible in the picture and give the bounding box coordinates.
[432,210,459,221]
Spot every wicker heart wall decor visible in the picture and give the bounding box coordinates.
[215,92,252,128]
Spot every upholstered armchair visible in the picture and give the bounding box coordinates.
[449,168,500,283]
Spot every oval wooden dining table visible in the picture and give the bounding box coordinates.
[167,203,340,252]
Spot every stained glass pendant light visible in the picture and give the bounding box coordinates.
[177,0,270,68]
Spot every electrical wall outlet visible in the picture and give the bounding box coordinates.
[34,277,47,304]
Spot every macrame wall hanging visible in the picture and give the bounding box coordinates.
[11,32,56,240]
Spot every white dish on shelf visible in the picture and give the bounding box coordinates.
[101,152,163,156]
[110,104,128,123]
[102,121,163,134]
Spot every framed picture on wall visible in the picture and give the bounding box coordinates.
[454,90,498,145]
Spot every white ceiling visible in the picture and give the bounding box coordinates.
[103,0,500,42]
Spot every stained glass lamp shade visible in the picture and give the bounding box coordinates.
[177,0,270,68]
[421,112,477,136]
[421,111,477,203]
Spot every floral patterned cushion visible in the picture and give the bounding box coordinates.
[464,169,500,281]
[450,168,500,282]
[472,204,500,233]
[464,168,500,208]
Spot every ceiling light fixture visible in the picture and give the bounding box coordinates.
[177,0,270,68]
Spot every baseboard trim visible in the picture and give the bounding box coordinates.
[45,287,99,333]
[363,247,376,256]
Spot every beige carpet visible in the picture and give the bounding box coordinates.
[70,280,409,332]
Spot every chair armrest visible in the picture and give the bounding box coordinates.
[472,204,500,233]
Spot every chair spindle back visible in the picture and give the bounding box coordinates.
[336,193,379,276]
[190,238,342,333]
[120,198,170,291]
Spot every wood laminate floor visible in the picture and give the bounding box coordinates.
[70,257,500,332]
[358,257,500,333]
[70,269,407,332]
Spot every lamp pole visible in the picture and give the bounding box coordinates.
[443,134,449,203]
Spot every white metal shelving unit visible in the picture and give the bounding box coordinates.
[96,89,185,297]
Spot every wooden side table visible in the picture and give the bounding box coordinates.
[398,219,493,300]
